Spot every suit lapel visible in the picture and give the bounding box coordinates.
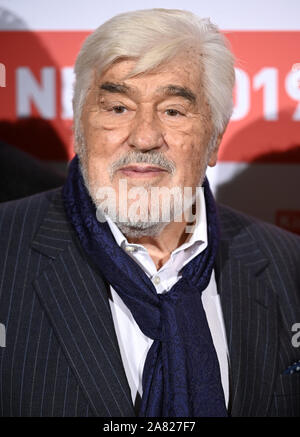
[216,206,279,417]
[31,189,135,417]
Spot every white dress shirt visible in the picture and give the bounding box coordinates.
[106,188,230,408]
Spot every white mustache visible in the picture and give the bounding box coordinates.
[109,151,176,180]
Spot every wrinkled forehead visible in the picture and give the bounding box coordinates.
[103,45,202,77]
[94,50,205,101]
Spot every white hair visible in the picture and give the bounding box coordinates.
[73,8,235,150]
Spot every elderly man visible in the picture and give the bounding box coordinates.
[0,9,299,418]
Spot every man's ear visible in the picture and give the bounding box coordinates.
[207,132,223,167]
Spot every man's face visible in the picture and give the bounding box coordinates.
[80,52,220,236]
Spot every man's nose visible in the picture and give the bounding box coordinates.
[128,108,164,151]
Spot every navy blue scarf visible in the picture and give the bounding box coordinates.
[62,156,227,417]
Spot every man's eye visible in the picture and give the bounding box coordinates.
[165,109,182,117]
[111,106,127,114]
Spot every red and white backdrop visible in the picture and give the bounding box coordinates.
[0,0,299,233]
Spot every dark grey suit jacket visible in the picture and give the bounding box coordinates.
[0,188,299,417]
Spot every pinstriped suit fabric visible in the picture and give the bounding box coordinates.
[216,205,300,416]
[0,193,91,416]
[0,189,299,416]
[0,190,134,417]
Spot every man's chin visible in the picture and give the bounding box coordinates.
[115,220,169,238]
